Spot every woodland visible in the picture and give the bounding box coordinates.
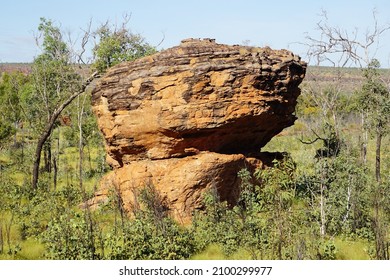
[0,15,390,260]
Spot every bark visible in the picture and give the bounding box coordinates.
[375,128,382,183]
[32,71,99,189]
[360,113,368,165]
[53,132,60,190]
[79,140,83,191]
[78,95,85,192]
[43,142,52,173]
[53,157,58,190]
[320,183,326,237]
[0,223,3,254]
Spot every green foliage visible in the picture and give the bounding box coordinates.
[327,156,371,236]
[42,210,101,260]
[30,18,81,132]
[37,18,69,62]
[103,184,196,260]
[0,123,15,144]
[192,188,243,256]
[0,71,30,144]
[92,22,156,73]
[320,240,337,260]
[357,59,390,135]
[193,155,324,260]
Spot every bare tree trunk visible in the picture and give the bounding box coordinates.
[361,113,368,165]
[77,93,98,259]
[320,183,326,237]
[87,143,92,173]
[43,141,52,173]
[53,130,60,190]
[32,135,49,189]
[32,72,98,189]
[373,190,384,259]
[0,222,3,254]
[78,94,87,192]
[5,212,15,253]
[375,128,382,183]
[277,218,283,260]
[53,157,58,190]
[79,121,84,192]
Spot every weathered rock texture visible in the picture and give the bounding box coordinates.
[91,38,306,222]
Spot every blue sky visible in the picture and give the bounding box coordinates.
[1,0,390,65]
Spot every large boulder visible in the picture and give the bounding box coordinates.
[90,38,306,222]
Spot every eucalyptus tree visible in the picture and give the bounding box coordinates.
[92,15,157,73]
[30,18,98,189]
[357,59,390,183]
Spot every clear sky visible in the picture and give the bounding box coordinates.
[1,0,390,65]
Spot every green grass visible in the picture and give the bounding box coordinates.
[261,123,320,174]
[14,239,45,260]
[190,239,371,260]
[0,239,45,260]
[334,238,370,260]
[191,244,251,260]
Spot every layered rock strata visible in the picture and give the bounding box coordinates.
[91,38,306,222]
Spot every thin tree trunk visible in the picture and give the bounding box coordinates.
[43,141,52,173]
[320,183,326,237]
[77,93,97,259]
[0,223,3,254]
[78,95,86,192]
[375,128,382,183]
[277,219,283,260]
[53,130,60,190]
[79,123,84,192]
[20,124,24,163]
[5,212,15,253]
[361,113,367,165]
[53,157,58,190]
[87,144,92,173]
[374,190,383,259]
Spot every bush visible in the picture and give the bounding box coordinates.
[103,184,196,260]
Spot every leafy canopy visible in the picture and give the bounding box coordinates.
[92,22,156,73]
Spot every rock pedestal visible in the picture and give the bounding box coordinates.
[90,38,306,222]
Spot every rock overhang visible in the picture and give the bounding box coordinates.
[92,38,306,166]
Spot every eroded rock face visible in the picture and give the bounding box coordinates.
[91,38,306,222]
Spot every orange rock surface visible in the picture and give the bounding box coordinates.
[90,38,306,222]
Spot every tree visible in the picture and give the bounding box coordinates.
[254,156,298,258]
[357,59,390,183]
[304,9,390,68]
[31,18,98,189]
[0,72,30,146]
[303,9,390,165]
[92,15,157,73]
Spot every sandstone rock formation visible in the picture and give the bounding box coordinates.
[91,38,306,222]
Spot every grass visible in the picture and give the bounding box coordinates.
[334,238,371,260]
[0,239,45,260]
[14,239,45,260]
[191,244,251,260]
[190,239,371,260]
[261,123,321,174]
[0,211,44,260]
